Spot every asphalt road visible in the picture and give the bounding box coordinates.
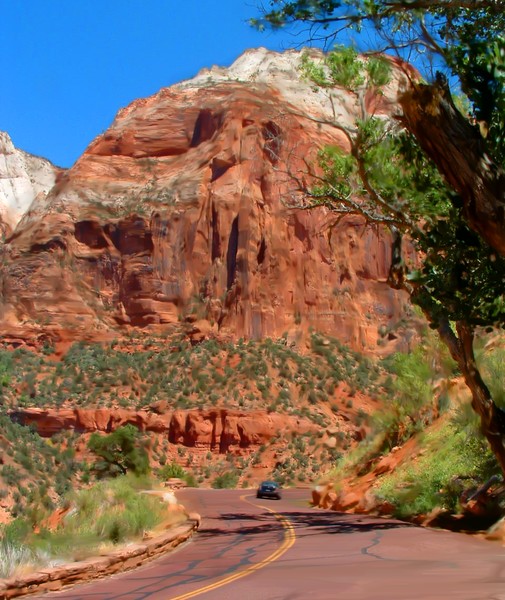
[35,488,505,600]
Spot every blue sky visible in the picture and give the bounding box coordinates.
[1,1,290,167]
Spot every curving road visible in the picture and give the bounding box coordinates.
[35,489,505,600]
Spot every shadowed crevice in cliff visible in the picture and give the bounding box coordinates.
[257,237,266,266]
[191,109,222,147]
[211,203,221,261]
[29,238,67,253]
[75,221,110,249]
[105,219,154,255]
[294,215,311,249]
[219,411,235,453]
[226,216,239,290]
[211,157,235,182]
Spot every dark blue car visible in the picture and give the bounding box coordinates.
[256,480,282,500]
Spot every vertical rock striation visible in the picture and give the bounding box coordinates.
[0,48,415,352]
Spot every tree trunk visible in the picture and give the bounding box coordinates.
[437,319,505,476]
[400,82,505,257]
[387,231,505,476]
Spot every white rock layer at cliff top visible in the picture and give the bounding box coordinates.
[0,131,59,234]
[0,48,405,235]
[178,47,404,126]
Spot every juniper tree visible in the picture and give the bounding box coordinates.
[253,1,505,474]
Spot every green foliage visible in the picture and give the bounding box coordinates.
[476,345,505,409]
[449,31,505,161]
[65,476,163,543]
[157,461,196,486]
[0,350,12,389]
[254,0,505,140]
[373,353,431,448]
[366,56,391,88]
[253,2,505,333]
[212,471,239,489]
[375,422,499,518]
[0,412,82,520]
[413,206,505,328]
[0,476,166,578]
[88,425,150,478]
[158,461,186,480]
[300,46,390,91]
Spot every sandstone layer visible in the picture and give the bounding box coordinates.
[11,406,315,452]
[0,48,414,352]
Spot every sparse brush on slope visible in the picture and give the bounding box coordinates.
[0,475,166,579]
[374,422,499,518]
[326,332,455,481]
[321,332,505,521]
[0,332,395,497]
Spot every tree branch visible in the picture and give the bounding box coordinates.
[400,82,505,256]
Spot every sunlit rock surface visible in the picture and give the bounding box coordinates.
[0,131,60,238]
[0,48,415,351]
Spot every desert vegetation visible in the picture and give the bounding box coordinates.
[1,327,503,529]
[0,333,382,414]
[0,475,172,579]
[0,333,380,515]
[320,332,504,521]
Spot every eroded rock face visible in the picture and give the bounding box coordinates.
[0,131,60,239]
[0,48,414,352]
[11,407,314,452]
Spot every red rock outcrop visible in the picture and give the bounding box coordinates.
[11,407,315,452]
[0,48,415,352]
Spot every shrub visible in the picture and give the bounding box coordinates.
[374,422,500,518]
[88,425,150,478]
[61,476,164,544]
[0,476,166,577]
[158,462,186,480]
[212,471,239,489]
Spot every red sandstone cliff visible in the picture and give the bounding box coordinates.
[0,48,415,352]
[11,407,316,452]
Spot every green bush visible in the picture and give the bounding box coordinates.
[158,462,186,480]
[0,476,165,577]
[477,346,505,408]
[373,346,435,448]
[374,422,500,518]
[88,425,150,478]
[212,471,239,489]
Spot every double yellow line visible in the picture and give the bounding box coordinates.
[170,495,296,599]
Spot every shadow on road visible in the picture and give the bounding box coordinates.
[197,510,414,539]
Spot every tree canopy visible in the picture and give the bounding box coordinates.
[253,1,505,474]
[254,1,505,252]
[88,425,150,478]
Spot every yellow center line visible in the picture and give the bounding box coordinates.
[169,494,296,600]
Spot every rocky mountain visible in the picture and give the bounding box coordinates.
[0,48,415,352]
[0,131,60,239]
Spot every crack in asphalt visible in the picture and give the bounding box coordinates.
[359,530,459,570]
[360,530,385,560]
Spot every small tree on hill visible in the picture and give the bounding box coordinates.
[88,425,150,478]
